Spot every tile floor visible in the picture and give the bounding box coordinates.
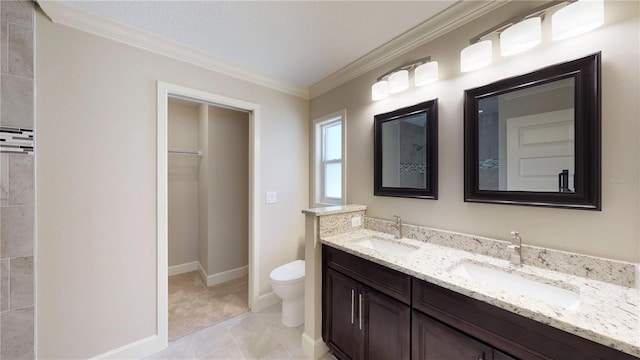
[145,303,337,360]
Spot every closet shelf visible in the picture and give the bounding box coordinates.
[168,149,203,156]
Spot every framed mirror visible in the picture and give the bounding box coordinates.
[464,53,601,210]
[374,99,438,199]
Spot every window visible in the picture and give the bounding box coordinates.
[314,111,346,206]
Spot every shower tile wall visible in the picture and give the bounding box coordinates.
[0,1,35,359]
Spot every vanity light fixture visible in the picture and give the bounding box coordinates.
[460,0,604,72]
[414,61,439,86]
[552,0,604,41]
[371,80,389,101]
[500,17,542,56]
[388,70,409,94]
[371,57,438,101]
[460,40,493,72]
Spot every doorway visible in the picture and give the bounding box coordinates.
[157,82,261,347]
[167,98,251,340]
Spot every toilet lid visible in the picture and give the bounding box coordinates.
[270,260,305,282]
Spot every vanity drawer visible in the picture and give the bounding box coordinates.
[323,245,411,305]
[413,278,637,360]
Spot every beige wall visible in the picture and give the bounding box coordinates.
[207,106,250,274]
[35,11,309,359]
[168,100,199,267]
[311,1,640,263]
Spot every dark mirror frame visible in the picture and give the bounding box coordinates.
[464,53,601,210]
[374,99,438,199]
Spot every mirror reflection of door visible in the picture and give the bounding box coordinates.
[506,109,574,191]
[478,78,575,192]
[381,114,427,189]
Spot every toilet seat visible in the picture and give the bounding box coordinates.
[270,260,305,285]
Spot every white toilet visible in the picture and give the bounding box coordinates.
[270,259,305,327]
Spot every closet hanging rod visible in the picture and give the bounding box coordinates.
[168,149,203,156]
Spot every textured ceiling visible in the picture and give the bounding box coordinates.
[63,1,458,87]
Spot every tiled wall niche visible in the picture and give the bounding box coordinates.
[0,1,35,359]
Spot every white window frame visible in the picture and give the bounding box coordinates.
[313,110,346,206]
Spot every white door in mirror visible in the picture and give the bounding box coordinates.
[506,109,575,192]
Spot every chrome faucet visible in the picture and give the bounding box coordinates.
[392,215,402,239]
[508,231,522,267]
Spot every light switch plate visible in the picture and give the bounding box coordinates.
[265,191,277,204]
[352,216,362,227]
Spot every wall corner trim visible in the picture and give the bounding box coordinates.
[36,0,310,99]
[301,332,330,360]
[308,0,511,98]
[254,291,280,312]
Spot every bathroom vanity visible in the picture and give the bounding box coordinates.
[323,244,411,360]
[321,231,639,360]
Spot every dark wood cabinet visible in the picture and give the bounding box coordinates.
[324,268,359,359]
[413,309,517,360]
[494,351,518,360]
[323,247,411,360]
[362,286,411,360]
[322,245,638,360]
[412,277,638,360]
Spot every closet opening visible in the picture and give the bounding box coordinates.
[168,98,250,340]
[156,82,261,347]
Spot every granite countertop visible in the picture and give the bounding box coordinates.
[321,229,640,358]
[302,204,367,217]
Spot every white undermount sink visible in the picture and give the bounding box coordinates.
[355,237,419,256]
[450,261,580,310]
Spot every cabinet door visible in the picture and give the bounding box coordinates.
[494,350,518,360]
[362,286,411,360]
[324,268,359,360]
[413,310,494,360]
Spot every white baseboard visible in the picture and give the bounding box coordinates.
[90,335,165,359]
[253,291,280,312]
[197,263,248,287]
[168,261,198,276]
[301,332,329,360]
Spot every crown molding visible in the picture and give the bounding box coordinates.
[308,0,511,99]
[36,0,310,99]
[37,1,510,101]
